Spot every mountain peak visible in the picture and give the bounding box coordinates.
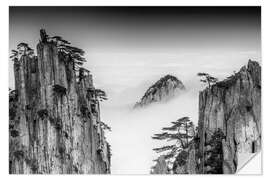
[134,74,185,108]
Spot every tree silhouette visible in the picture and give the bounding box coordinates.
[78,67,90,81]
[9,89,18,103]
[100,121,112,131]
[153,145,176,153]
[152,117,195,162]
[17,42,29,49]
[17,42,34,56]
[39,29,86,69]
[94,89,108,102]
[197,72,218,88]
[10,50,18,61]
[64,45,86,69]
[50,36,71,45]
[10,42,35,62]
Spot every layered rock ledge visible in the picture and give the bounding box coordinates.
[9,40,111,174]
[198,60,261,174]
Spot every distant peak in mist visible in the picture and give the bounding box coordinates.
[134,74,185,108]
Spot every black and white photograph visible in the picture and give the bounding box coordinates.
[8,6,261,175]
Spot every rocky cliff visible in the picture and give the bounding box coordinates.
[150,156,169,174]
[9,32,111,174]
[150,60,261,174]
[198,60,261,174]
[134,75,185,108]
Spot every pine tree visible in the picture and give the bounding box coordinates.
[10,43,35,62]
[197,72,218,88]
[152,117,195,163]
[94,89,108,101]
[39,29,86,69]
[100,121,112,131]
[10,50,18,61]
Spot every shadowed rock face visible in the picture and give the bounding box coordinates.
[172,143,197,174]
[198,60,261,174]
[134,75,185,108]
[151,156,169,174]
[9,41,110,174]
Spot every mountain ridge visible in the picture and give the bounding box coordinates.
[134,74,185,108]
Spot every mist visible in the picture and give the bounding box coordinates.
[101,88,198,174]
[9,7,261,174]
[96,52,261,174]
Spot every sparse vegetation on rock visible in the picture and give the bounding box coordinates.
[9,29,111,174]
[151,60,261,174]
[198,60,261,174]
[39,29,86,70]
[204,128,225,174]
[151,117,195,173]
[197,72,218,88]
[134,74,185,108]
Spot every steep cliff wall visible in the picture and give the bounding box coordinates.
[9,41,110,174]
[198,60,261,174]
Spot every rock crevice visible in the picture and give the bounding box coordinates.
[9,40,110,174]
[198,60,261,174]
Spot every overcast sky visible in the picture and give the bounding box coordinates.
[9,7,261,174]
[9,7,261,94]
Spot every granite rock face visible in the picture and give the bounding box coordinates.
[172,142,197,174]
[9,41,111,174]
[186,143,197,174]
[134,75,185,108]
[198,60,261,174]
[151,156,169,174]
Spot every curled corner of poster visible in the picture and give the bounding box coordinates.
[237,151,262,175]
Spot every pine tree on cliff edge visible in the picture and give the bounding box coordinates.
[40,29,86,70]
[197,72,218,88]
[151,117,195,173]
